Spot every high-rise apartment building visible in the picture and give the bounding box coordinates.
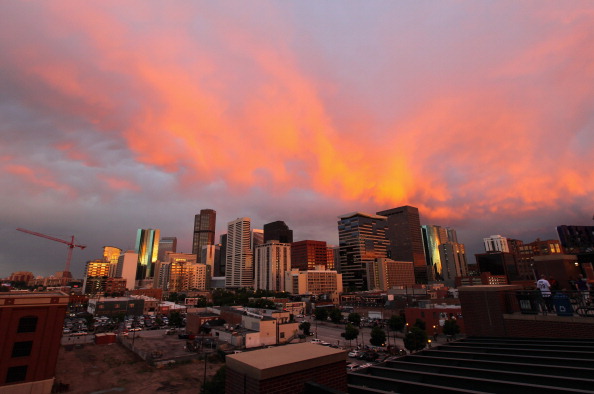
[263,221,293,243]
[157,237,177,262]
[83,259,111,294]
[338,212,389,291]
[291,240,328,271]
[377,206,426,283]
[192,209,216,263]
[103,246,122,277]
[254,241,291,291]
[226,218,254,288]
[135,228,160,280]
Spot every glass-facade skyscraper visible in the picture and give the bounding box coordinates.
[338,212,389,291]
[135,228,160,280]
[192,209,216,263]
[377,206,426,283]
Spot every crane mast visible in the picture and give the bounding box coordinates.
[16,228,86,274]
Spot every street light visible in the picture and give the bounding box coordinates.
[428,339,432,348]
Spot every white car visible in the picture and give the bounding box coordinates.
[348,351,360,357]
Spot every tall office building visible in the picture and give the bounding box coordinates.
[226,218,254,288]
[421,225,465,282]
[192,209,216,263]
[439,242,469,286]
[135,228,160,280]
[263,221,293,243]
[117,251,138,290]
[201,244,220,287]
[158,237,177,262]
[338,212,389,291]
[291,240,328,271]
[254,241,291,291]
[377,206,426,283]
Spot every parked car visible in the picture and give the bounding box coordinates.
[348,350,360,358]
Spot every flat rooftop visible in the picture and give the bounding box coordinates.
[226,342,346,380]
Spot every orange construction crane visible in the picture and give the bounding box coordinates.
[16,228,86,274]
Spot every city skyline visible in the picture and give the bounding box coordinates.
[2,2,593,277]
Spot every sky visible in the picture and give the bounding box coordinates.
[1,1,593,278]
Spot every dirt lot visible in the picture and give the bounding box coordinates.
[54,341,224,394]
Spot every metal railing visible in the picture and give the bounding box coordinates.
[504,290,594,317]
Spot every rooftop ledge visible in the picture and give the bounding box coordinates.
[503,313,594,324]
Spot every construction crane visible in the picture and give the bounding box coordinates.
[16,228,86,274]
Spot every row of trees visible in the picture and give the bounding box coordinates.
[308,309,461,353]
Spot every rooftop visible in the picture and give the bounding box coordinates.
[226,342,346,380]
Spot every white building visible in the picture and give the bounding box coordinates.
[117,251,138,290]
[226,218,254,288]
[254,241,291,291]
[483,235,509,253]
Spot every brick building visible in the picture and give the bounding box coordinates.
[0,292,69,393]
[226,343,347,393]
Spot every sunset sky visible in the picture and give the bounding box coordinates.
[2,1,593,278]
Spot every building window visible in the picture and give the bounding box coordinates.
[280,332,285,338]
[12,341,33,358]
[17,316,38,333]
[6,365,27,383]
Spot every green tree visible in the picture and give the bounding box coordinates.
[403,327,428,353]
[329,308,343,324]
[388,315,405,334]
[314,308,329,321]
[343,323,359,347]
[169,311,183,327]
[414,318,426,331]
[369,326,387,347]
[348,312,361,326]
[201,365,226,394]
[247,298,276,309]
[442,319,460,339]
[299,321,311,336]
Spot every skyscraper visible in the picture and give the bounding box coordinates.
[135,228,160,280]
[263,221,293,243]
[254,241,291,291]
[225,218,254,288]
[338,212,389,291]
[377,206,426,283]
[192,209,216,263]
[158,237,177,262]
[103,246,122,277]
